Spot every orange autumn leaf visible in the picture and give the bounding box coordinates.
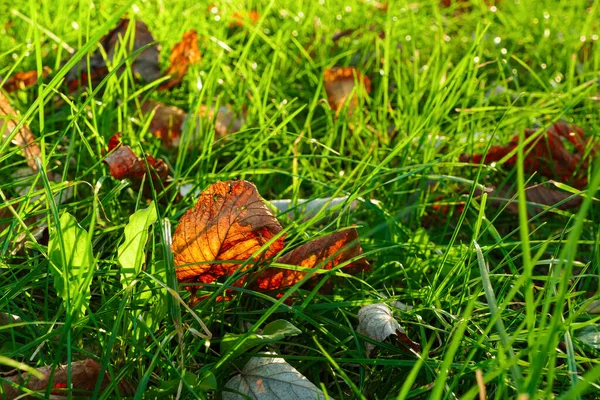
[159,30,201,91]
[171,180,285,284]
[250,229,370,291]
[103,133,169,183]
[324,67,372,116]
[460,121,596,189]
[2,66,51,93]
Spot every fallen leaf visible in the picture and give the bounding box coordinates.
[230,11,260,28]
[460,122,596,189]
[577,325,600,350]
[357,303,420,355]
[66,18,160,92]
[251,229,370,292]
[103,132,169,185]
[489,184,583,215]
[159,30,201,91]
[223,354,328,400]
[324,67,371,116]
[171,180,285,285]
[0,359,134,399]
[140,100,186,146]
[2,67,51,93]
[140,101,245,147]
[1,92,41,172]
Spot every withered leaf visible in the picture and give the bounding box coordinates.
[251,229,370,292]
[1,92,41,172]
[324,67,371,116]
[103,132,169,184]
[171,180,285,284]
[2,67,51,93]
[140,100,245,147]
[159,30,201,91]
[357,303,420,355]
[460,122,596,189]
[66,19,160,92]
[229,11,260,28]
[0,358,134,399]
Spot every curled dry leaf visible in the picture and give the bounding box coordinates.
[0,358,134,399]
[1,92,41,172]
[252,229,370,292]
[460,122,597,189]
[324,67,371,116]
[357,303,420,355]
[171,180,285,285]
[2,67,51,93]
[159,29,201,91]
[66,19,160,92]
[223,354,327,400]
[140,100,245,147]
[103,133,169,184]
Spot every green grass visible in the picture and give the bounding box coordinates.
[1,0,600,398]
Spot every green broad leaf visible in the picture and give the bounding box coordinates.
[221,319,302,356]
[577,325,600,349]
[118,202,158,289]
[48,213,95,319]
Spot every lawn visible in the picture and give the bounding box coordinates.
[1,0,600,399]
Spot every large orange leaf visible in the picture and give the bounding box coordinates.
[2,67,51,93]
[159,30,201,91]
[171,180,285,284]
[251,229,370,291]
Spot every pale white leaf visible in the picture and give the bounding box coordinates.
[357,303,404,342]
[223,354,328,400]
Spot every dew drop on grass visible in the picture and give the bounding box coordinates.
[336,14,342,20]
[543,11,549,19]
[494,37,501,44]
[541,63,547,69]
[544,29,550,38]
[71,21,79,30]
[405,35,411,41]
[214,15,221,21]
[132,3,140,13]
[345,6,352,12]
[501,48,507,55]
[298,11,305,18]
[473,56,480,63]
[490,6,497,12]
[592,34,599,41]
[292,30,298,37]
[580,36,586,42]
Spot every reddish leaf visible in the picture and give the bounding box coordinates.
[324,67,371,116]
[489,184,583,216]
[103,133,169,184]
[251,229,370,292]
[66,19,160,92]
[158,30,201,91]
[460,122,596,189]
[171,180,285,285]
[197,105,246,138]
[1,92,41,172]
[2,67,51,93]
[0,359,134,398]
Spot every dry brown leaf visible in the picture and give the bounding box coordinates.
[66,19,160,92]
[159,30,201,91]
[0,358,134,399]
[140,101,245,147]
[2,67,51,93]
[171,180,285,285]
[229,11,260,28]
[251,229,370,292]
[103,132,169,185]
[324,67,371,116]
[1,92,41,172]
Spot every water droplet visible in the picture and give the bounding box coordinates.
[292,30,298,37]
[494,37,501,44]
[379,69,385,75]
[217,78,224,85]
[580,35,586,42]
[71,21,79,30]
[298,11,305,18]
[592,34,599,41]
[541,63,547,69]
[345,6,352,12]
[473,56,480,63]
[512,68,517,75]
[490,5,497,12]
[532,17,539,24]
[405,35,411,41]
[544,29,550,38]
[501,48,507,54]
[210,6,218,14]
[294,16,300,22]
[554,75,562,83]
[443,35,451,42]
[131,4,140,13]
[196,77,203,90]
[336,14,342,20]
[214,15,221,21]
[251,62,257,70]
[339,170,345,177]
[543,11,549,19]
[392,16,398,21]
